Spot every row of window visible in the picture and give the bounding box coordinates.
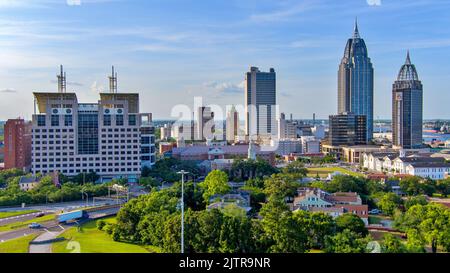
[33,141,74,145]
[33,134,74,139]
[33,154,140,161]
[34,156,140,163]
[35,168,141,174]
[37,115,139,127]
[33,128,74,133]
[101,134,139,138]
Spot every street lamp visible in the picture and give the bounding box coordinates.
[81,190,88,207]
[177,170,189,254]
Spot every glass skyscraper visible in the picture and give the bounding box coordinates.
[338,20,374,141]
[245,66,277,138]
[392,52,423,149]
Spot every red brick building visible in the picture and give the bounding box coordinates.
[4,119,32,170]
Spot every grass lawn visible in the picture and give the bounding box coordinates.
[0,234,39,253]
[0,214,55,232]
[0,210,39,220]
[369,216,383,225]
[52,217,155,253]
[309,249,325,253]
[307,167,364,178]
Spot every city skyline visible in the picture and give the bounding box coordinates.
[1,0,450,120]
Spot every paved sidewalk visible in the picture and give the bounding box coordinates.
[29,227,66,253]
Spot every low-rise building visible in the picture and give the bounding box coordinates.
[18,176,41,191]
[270,139,302,156]
[292,188,369,225]
[172,144,275,166]
[300,136,320,154]
[405,162,450,180]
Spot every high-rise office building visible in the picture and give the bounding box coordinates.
[196,106,215,141]
[4,119,32,170]
[226,106,239,143]
[328,112,367,146]
[31,67,155,182]
[338,20,374,141]
[245,67,277,138]
[392,52,423,149]
[278,113,297,139]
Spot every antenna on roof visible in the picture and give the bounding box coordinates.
[109,66,118,93]
[57,65,66,93]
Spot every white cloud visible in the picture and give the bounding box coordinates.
[203,81,245,94]
[0,88,18,93]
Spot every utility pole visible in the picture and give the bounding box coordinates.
[177,170,189,254]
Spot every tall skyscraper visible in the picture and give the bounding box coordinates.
[4,119,32,170]
[226,105,239,143]
[245,66,277,138]
[338,20,374,141]
[196,106,215,141]
[392,52,423,149]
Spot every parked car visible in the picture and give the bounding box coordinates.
[29,223,42,229]
[369,209,381,215]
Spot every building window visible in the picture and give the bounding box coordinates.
[78,113,99,155]
[104,115,111,126]
[64,115,73,126]
[128,115,136,126]
[141,136,150,144]
[51,115,59,126]
[116,115,124,126]
[37,115,46,127]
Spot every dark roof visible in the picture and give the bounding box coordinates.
[408,162,450,168]
[18,176,40,184]
[399,157,445,163]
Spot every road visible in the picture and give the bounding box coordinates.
[0,211,50,226]
[0,220,59,243]
[0,205,120,245]
[28,207,121,253]
[0,199,113,213]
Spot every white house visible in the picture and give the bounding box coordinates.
[405,162,450,180]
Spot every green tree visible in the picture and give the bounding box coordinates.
[263,174,298,199]
[399,176,423,196]
[436,179,450,197]
[293,210,336,250]
[200,170,230,203]
[381,234,407,253]
[404,195,428,210]
[324,229,371,253]
[335,213,368,236]
[396,203,450,253]
[377,192,403,216]
[282,161,308,178]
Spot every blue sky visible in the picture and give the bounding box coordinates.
[0,0,449,120]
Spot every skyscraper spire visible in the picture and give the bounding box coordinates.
[405,50,411,65]
[353,17,360,39]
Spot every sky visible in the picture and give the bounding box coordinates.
[0,0,449,121]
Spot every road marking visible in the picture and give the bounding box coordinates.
[59,225,65,230]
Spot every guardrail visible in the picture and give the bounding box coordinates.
[83,204,122,213]
[29,237,65,245]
